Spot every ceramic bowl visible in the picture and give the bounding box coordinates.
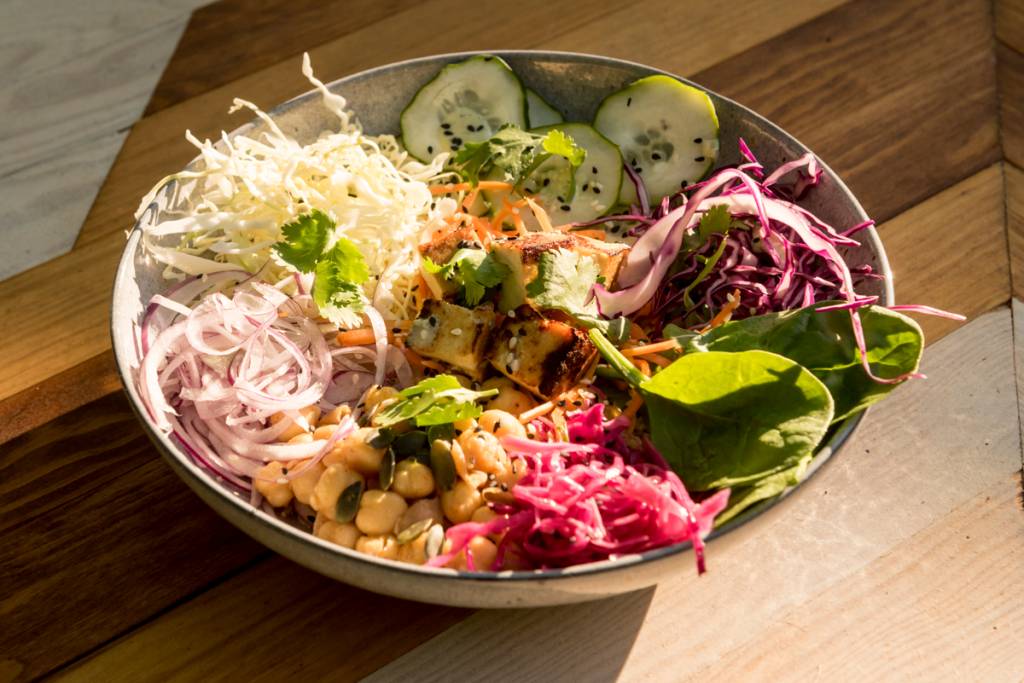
[111,51,892,608]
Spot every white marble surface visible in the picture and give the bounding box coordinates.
[0,0,208,281]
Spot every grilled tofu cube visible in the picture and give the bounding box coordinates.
[490,233,629,311]
[488,312,598,398]
[419,227,484,298]
[406,300,496,379]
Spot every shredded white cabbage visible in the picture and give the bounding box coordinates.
[136,53,448,323]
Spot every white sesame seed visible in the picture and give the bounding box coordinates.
[507,310,516,318]
[508,336,518,349]
[450,328,462,336]
[510,358,520,373]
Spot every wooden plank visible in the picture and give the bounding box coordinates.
[0,352,119,445]
[996,0,1024,54]
[0,393,267,682]
[694,0,1000,224]
[1009,164,1024,299]
[146,0,425,115]
[361,309,1024,682]
[998,42,1024,169]
[875,164,1009,342]
[52,557,470,683]
[0,0,843,403]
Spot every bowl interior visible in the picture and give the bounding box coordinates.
[111,51,891,602]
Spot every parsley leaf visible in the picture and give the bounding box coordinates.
[423,248,509,306]
[453,126,585,194]
[273,210,371,327]
[273,210,333,273]
[374,374,498,427]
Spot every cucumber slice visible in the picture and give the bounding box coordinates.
[593,75,719,206]
[521,123,623,226]
[400,55,527,162]
[526,89,563,127]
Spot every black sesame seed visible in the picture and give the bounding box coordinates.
[443,130,453,137]
[427,145,434,154]
[556,196,565,203]
[626,97,632,106]
[572,400,582,406]
[441,123,451,129]
[542,178,550,187]
[582,183,589,191]
[681,180,688,188]
[652,153,661,160]
[593,187,601,194]
[392,327,401,334]
[695,156,705,162]
[467,125,474,132]
[693,137,703,143]
[610,225,620,233]
[506,364,513,374]
[428,315,438,326]
[561,205,571,211]
[592,166,598,174]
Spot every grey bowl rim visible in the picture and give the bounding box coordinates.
[111,49,893,586]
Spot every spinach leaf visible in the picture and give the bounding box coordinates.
[668,303,923,422]
[713,461,807,526]
[642,350,834,490]
[589,331,834,493]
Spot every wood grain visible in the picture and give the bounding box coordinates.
[1009,164,1024,299]
[363,309,1023,682]
[145,0,424,114]
[998,41,1024,169]
[876,164,1009,341]
[695,0,1000,224]
[996,0,1024,54]
[53,556,470,683]
[0,0,849,403]
[0,393,267,682]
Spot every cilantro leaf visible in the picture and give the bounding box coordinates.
[453,126,585,193]
[424,248,509,306]
[523,248,623,335]
[697,203,732,240]
[375,374,498,427]
[273,210,334,273]
[312,238,370,327]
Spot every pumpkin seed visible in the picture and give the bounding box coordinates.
[396,518,433,545]
[424,524,445,559]
[380,447,396,490]
[392,430,429,457]
[365,427,394,449]
[427,423,455,443]
[334,480,363,523]
[482,487,516,505]
[429,439,457,491]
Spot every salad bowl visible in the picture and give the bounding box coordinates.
[111,51,892,608]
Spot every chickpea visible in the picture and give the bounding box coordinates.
[254,461,293,507]
[289,459,324,505]
[313,423,339,441]
[356,534,399,560]
[319,405,352,426]
[457,429,507,475]
[480,376,515,393]
[448,536,498,571]
[315,520,360,549]
[478,409,527,439]
[355,490,408,535]
[363,385,400,416]
[391,460,435,499]
[270,405,321,442]
[441,479,483,523]
[309,463,364,520]
[398,497,443,533]
[485,389,535,415]
[396,523,443,565]
[323,427,385,473]
[470,505,498,524]
[465,470,489,489]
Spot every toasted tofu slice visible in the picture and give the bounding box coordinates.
[488,311,598,398]
[406,300,497,379]
[418,227,484,298]
[490,233,629,310]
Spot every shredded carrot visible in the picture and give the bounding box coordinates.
[622,389,644,421]
[336,328,382,346]
[461,187,480,213]
[700,288,742,333]
[419,357,448,372]
[569,228,607,240]
[621,339,681,357]
[551,408,568,440]
[645,353,673,368]
[430,181,513,195]
[632,358,652,377]
[524,197,554,232]
[629,322,648,341]
[518,401,555,423]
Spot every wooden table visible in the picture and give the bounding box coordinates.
[2,0,1023,680]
